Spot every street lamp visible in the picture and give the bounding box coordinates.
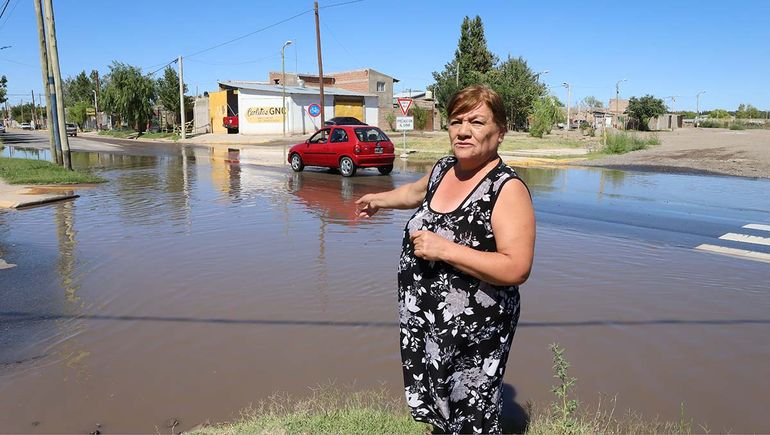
[696,90,706,126]
[563,82,571,130]
[281,40,293,137]
[615,78,627,128]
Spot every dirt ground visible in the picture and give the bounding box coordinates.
[581,127,770,179]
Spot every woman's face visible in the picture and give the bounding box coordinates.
[448,102,504,164]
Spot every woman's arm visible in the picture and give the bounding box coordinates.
[410,179,535,286]
[356,173,430,217]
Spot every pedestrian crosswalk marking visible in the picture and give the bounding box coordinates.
[695,244,770,264]
[719,232,770,247]
[743,224,770,232]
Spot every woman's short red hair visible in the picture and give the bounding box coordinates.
[447,85,507,132]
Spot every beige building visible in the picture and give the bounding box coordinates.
[269,68,398,126]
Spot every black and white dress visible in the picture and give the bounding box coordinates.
[398,156,525,434]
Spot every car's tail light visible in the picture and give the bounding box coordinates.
[354,144,360,154]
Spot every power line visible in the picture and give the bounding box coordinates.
[0,0,11,21]
[0,0,18,32]
[185,53,280,66]
[319,0,365,10]
[183,9,312,59]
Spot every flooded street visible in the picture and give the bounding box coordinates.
[1,146,769,433]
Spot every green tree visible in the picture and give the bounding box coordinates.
[485,56,546,130]
[101,61,156,131]
[529,96,564,138]
[411,105,429,130]
[430,15,497,116]
[0,75,7,105]
[68,101,91,128]
[63,71,95,107]
[627,95,667,130]
[736,103,763,119]
[156,65,191,126]
[11,103,44,123]
[581,96,603,110]
[708,109,731,119]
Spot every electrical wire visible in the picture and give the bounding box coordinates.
[0,0,11,21]
[319,0,365,10]
[0,0,18,32]
[185,53,280,66]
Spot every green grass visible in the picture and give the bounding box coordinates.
[191,345,696,435]
[728,122,746,130]
[601,131,660,154]
[0,157,106,185]
[188,386,429,435]
[98,130,180,140]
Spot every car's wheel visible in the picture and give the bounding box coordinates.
[339,156,356,177]
[290,153,304,172]
[377,165,393,175]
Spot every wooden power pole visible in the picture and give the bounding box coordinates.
[314,1,325,125]
[33,0,61,164]
[43,0,71,169]
[178,56,185,139]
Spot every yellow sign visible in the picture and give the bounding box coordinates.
[246,106,285,123]
[86,108,96,116]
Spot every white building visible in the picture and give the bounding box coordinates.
[218,81,379,135]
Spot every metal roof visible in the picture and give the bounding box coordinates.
[219,81,376,97]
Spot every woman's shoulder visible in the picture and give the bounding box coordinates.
[428,155,457,186]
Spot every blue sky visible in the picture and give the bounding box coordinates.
[1,0,768,111]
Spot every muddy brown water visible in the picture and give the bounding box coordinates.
[1,148,769,433]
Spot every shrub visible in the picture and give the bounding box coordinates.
[530,96,563,138]
[698,119,727,128]
[385,111,396,131]
[412,106,429,131]
[729,121,745,130]
[603,131,659,154]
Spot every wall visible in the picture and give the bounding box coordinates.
[208,91,228,134]
[238,91,284,135]
[193,97,210,134]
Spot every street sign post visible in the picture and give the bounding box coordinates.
[396,116,414,158]
[397,97,413,116]
[307,103,321,117]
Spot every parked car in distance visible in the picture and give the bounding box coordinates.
[0,123,5,133]
[20,122,32,130]
[223,115,238,133]
[323,116,367,126]
[288,125,395,177]
[65,122,77,137]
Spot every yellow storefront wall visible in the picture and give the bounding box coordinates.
[334,97,364,121]
[209,91,228,134]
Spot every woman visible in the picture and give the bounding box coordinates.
[356,85,535,433]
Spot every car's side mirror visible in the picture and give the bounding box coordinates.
[305,139,309,144]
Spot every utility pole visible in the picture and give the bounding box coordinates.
[563,82,571,130]
[43,0,71,169]
[93,70,100,131]
[33,0,60,164]
[314,1,326,125]
[92,89,99,131]
[31,90,37,128]
[281,40,293,137]
[695,90,706,127]
[178,56,185,139]
[615,78,627,129]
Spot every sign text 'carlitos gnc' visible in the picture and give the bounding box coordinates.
[246,106,286,123]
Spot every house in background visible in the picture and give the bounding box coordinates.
[390,90,440,131]
[269,68,397,126]
[215,80,378,135]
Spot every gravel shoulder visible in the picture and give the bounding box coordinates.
[580,127,770,179]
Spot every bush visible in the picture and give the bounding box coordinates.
[729,121,745,130]
[603,132,659,154]
[698,119,727,128]
[412,106,429,131]
[530,96,563,138]
[385,111,396,131]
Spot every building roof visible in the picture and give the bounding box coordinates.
[219,80,376,97]
[324,68,399,82]
[394,90,428,99]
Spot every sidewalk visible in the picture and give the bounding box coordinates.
[0,179,78,209]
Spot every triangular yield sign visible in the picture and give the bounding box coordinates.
[397,98,413,115]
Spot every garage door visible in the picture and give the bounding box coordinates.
[334,97,364,122]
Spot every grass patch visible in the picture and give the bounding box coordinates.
[191,345,696,435]
[602,131,660,154]
[98,130,180,140]
[0,157,106,185]
[188,385,429,435]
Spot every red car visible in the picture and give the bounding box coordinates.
[288,125,395,176]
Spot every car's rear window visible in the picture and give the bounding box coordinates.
[354,127,389,142]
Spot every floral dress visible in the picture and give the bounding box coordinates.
[398,156,525,434]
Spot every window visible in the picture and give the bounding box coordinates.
[376,81,385,92]
[309,129,330,144]
[354,127,389,142]
[330,128,348,143]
